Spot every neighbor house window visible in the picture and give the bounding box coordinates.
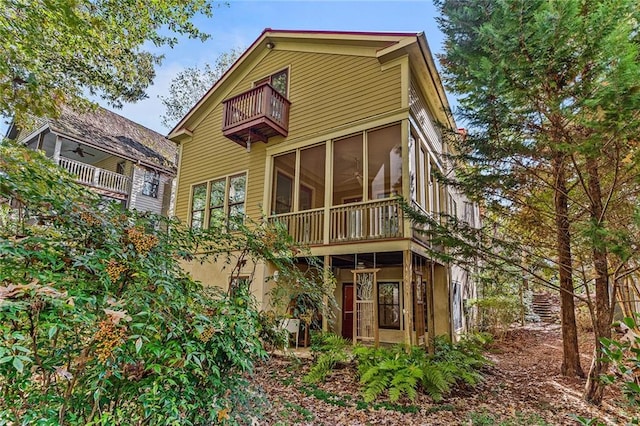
[255,68,288,97]
[142,169,160,198]
[378,282,400,329]
[189,173,247,229]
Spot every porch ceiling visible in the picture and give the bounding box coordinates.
[331,251,404,269]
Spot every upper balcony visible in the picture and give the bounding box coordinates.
[57,156,131,199]
[222,82,291,147]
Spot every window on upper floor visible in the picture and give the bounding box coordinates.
[189,173,247,229]
[142,169,160,198]
[255,68,288,97]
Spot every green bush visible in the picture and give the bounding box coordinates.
[0,143,308,425]
[353,336,489,403]
[303,332,350,383]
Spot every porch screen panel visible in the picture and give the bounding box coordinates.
[367,124,402,200]
[299,144,325,210]
[333,134,363,205]
[353,269,379,345]
[272,152,296,214]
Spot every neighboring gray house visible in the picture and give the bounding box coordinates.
[6,105,177,216]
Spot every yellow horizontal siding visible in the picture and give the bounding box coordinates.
[175,49,402,223]
[174,105,266,222]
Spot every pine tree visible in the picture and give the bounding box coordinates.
[435,0,640,404]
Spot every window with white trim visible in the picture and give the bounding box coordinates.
[189,173,246,229]
[142,169,160,198]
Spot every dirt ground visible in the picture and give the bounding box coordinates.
[249,324,638,425]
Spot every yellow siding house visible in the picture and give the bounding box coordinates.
[169,29,479,346]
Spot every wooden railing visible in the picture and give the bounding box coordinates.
[58,157,130,195]
[222,83,291,135]
[330,199,403,242]
[270,208,324,245]
[270,199,403,246]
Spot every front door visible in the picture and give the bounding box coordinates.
[342,283,354,339]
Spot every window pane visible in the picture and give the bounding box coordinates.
[210,179,225,208]
[367,124,402,200]
[271,70,288,97]
[209,207,225,227]
[191,183,207,229]
[378,282,400,329]
[299,143,325,210]
[332,133,363,205]
[272,152,296,214]
[229,174,246,203]
[191,210,204,229]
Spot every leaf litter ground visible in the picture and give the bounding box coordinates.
[249,323,637,425]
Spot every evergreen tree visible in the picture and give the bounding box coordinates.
[435,0,640,404]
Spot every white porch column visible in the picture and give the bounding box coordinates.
[52,135,62,164]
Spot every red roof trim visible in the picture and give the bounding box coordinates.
[264,28,419,37]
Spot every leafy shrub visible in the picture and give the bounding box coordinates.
[257,310,288,351]
[353,335,489,403]
[0,143,308,425]
[303,332,350,383]
[472,295,520,337]
[353,345,425,403]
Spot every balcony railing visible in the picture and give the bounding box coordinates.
[58,157,131,195]
[270,199,404,246]
[271,208,324,245]
[222,83,291,146]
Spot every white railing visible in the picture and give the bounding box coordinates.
[57,157,130,195]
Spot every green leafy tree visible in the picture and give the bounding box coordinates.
[1,0,218,126]
[0,142,319,424]
[435,0,640,404]
[160,48,244,129]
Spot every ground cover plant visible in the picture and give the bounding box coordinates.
[303,331,489,404]
[254,325,636,425]
[0,142,310,425]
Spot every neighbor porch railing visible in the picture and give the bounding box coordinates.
[58,157,131,195]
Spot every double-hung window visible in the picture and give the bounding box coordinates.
[142,169,160,198]
[189,173,246,229]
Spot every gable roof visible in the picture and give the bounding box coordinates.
[14,105,177,174]
[168,28,454,142]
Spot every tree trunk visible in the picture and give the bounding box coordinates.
[583,157,611,404]
[553,154,584,377]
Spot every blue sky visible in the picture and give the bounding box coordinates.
[3,1,451,136]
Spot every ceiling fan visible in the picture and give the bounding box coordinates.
[338,157,363,186]
[64,144,95,158]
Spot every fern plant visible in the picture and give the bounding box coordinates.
[303,332,350,383]
[353,335,490,403]
[355,345,424,403]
